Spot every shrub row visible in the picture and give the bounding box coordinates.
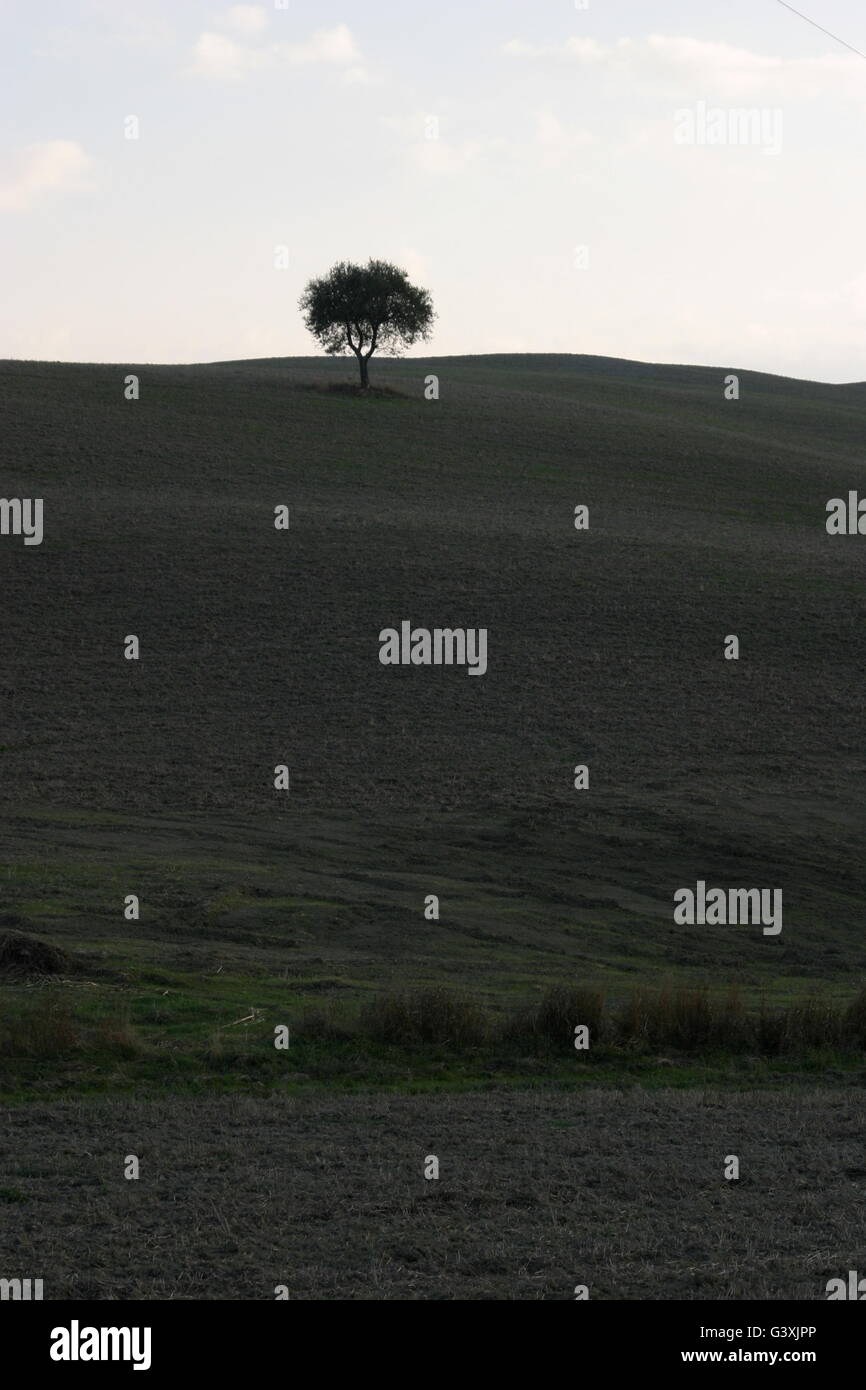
[301,983,866,1055]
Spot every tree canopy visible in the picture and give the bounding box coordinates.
[299,258,434,388]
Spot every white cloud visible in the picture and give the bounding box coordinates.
[188,22,365,81]
[343,65,376,86]
[288,25,360,65]
[188,32,259,80]
[0,141,94,212]
[409,138,483,175]
[380,111,486,175]
[503,33,866,102]
[503,36,611,63]
[386,105,593,178]
[219,5,269,37]
[533,109,594,167]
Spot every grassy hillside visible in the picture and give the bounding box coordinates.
[1,353,864,1098]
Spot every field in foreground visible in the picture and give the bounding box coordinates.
[1,1087,862,1300]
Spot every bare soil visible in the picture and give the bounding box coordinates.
[1,1087,862,1300]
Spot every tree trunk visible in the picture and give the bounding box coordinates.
[359,353,369,389]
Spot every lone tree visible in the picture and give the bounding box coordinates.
[299,258,434,389]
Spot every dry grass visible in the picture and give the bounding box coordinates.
[1,1087,864,1299]
[359,988,489,1048]
[0,992,139,1059]
[306,982,866,1058]
[613,984,747,1050]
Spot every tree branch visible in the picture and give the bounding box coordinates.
[365,323,380,359]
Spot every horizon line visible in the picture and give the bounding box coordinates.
[1,350,863,389]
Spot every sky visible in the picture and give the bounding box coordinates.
[1,0,864,380]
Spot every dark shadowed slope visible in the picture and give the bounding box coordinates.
[0,354,863,1002]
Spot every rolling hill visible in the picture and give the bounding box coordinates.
[1,351,864,1031]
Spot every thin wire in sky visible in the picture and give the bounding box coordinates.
[775,0,866,60]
